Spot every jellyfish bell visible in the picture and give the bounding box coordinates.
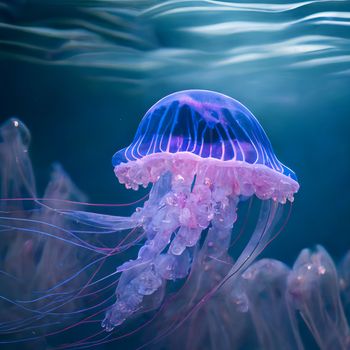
[113,89,298,196]
[102,90,299,331]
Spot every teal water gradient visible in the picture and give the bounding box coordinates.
[0,1,349,348]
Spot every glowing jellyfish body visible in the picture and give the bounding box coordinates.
[102,90,299,331]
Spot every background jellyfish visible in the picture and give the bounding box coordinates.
[0,119,96,349]
[0,89,299,349]
[153,244,350,350]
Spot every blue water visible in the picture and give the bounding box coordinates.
[0,0,350,349]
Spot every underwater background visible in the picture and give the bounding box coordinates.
[0,0,350,349]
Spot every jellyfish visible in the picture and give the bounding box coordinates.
[287,246,350,350]
[0,89,299,348]
[103,89,299,330]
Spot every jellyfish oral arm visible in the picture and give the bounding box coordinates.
[101,153,298,331]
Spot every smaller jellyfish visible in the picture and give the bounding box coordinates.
[0,119,94,348]
[151,257,303,350]
[152,245,350,350]
[102,89,299,331]
[287,245,350,350]
[236,259,304,350]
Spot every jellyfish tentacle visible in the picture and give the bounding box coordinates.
[60,210,139,231]
[223,199,282,283]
